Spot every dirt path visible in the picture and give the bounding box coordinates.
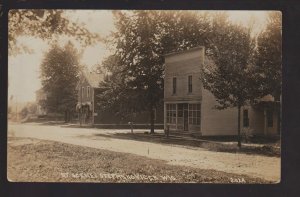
[8,123,280,182]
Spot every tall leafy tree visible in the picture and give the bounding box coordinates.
[255,11,282,134]
[99,10,211,133]
[40,41,80,121]
[255,11,282,100]
[8,9,99,55]
[202,13,257,148]
[96,54,137,120]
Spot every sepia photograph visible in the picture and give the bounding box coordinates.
[7,10,281,183]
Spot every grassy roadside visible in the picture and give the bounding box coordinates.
[7,137,270,183]
[98,133,280,157]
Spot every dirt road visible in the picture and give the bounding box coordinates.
[8,123,280,182]
[8,137,268,183]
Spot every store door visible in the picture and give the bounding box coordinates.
[183,109,188,131]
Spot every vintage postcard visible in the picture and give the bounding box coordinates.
[7,10,281,183]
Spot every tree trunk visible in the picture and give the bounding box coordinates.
[237,105,242,148]
[67,110,70,122]
[64,110,67,122]
[65,110,70,123]
[70,111,73,123]
[79,110,82,126]
[150,106,155,134]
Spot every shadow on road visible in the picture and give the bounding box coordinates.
[92,132,280,157]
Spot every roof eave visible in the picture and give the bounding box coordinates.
[163,46,205,58]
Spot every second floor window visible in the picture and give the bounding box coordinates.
[82,87,85,98]
[173,77,176,94]
[87,86,90,98]
[188,75,192,93]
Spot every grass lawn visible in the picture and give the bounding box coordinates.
[7,137,270,183]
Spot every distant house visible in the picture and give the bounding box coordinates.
[76,71,105,125]
[76,70,164,127]
[164,46,280,136]
[35,88,47,116]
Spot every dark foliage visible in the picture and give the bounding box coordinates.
[40,42,80,118]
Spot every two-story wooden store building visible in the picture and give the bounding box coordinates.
[164,46,280,136]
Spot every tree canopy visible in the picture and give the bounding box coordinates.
[40,41,80,117]
[202,13,258,109]
[255,11,282,100]
[8,9,99,56]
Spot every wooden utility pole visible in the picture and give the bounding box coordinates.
[237,105,241,148]
[15,95,18,122]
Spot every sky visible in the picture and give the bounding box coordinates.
[8,10,272,103]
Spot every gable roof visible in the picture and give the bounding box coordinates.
[76,70,104,89]
[84,71,104,88]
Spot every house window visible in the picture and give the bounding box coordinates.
[173,77,177,94]
[87,86,90,98]
[82,87,85,98]
[188,75,192,93]
[166,104,176,124]
[266,109,273,127]
[243,109,249,127]
[188,104,201,125]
